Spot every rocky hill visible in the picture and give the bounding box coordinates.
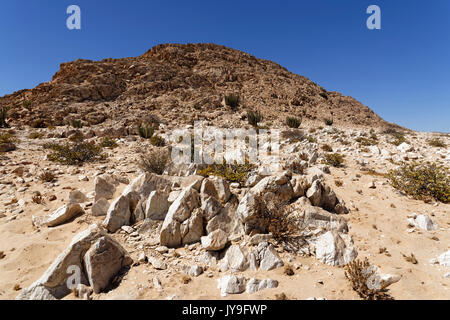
[0,43,397,130]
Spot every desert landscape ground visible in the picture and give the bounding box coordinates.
[0,44,448,300]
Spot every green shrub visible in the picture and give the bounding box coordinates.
[45,142,105,165]
[150,135,165,147]
[29,132,44,140]
[286,116,302,128]
[138,148,170,175]
[22,100,32,110]
[0,107,9,128]
[355,137,377,146]
[225,94,240,110]
[137,123,155,139]
[247,110,263,127]
[387,161,449,203]
[99,137,118,149]
[428,138,446,148]
[307,136,317,144]
[325,153,345,167]
[71,119,84,128]
[324,118,333,126]
[198,162,255,183]
[388,132,408,146]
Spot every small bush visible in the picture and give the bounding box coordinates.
[324,118,333,126]
[388,132,408,146]
[137,123,155,139]
[307,136,317,144]
[99,137,118,149]
[428,138,446,148]
[29,132,44,140]
[150,135,165,147]
[387,161,449,203]
[325,153,345,167]
[22,100,32,110]
[355,137,377,146]
[198,162,255,183]
[286,116,302,128]
[138,148,170,175]
[321,144,333,152]
[225,94,240,110]
[344,258,393,300]
[0,107,9,128]
[247,110,262,127]
[71,119,84,129]
[39,171,55,183]
[45,142,105,165]
[319,92,328,100]
[0,132,13,144]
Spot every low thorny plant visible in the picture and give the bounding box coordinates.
[344,258,393,300]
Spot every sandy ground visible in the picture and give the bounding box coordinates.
[0,125,449,300]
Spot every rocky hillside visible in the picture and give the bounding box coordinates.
[0,43,396,130]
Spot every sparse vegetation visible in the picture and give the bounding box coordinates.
[71,119,84,129]
[402,253,418,264]
[344,258,393,300]
[44,142,105,165]
[324,153,345,167]
[99,137,118,149]
[355,136,377,146]
[321,144,333,152]
[388,132,408,146]
[28,131,44,140]
[307,136,317,144]
[198,162,255,183]
[150,135,165,147]
[138,148,170,175]
[224,94,240,110]
[247,110,263,127]
[39,171,55,183]
[387,161,449,203]
[22,100,32,110]
[324,118,333,126]
[32,194,44,204]
[283,265,294,276]
[428,138,446,148]
[286,116,302,129]
[137,123,155,139]
[0,107,9,128]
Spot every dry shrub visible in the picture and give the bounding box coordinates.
[44,142,104,165]
[32,194,44,204]
[138,148,170,175]
[401,253,418,264]
[39,171,55,182]
[225,94,240,110]
[428,138,446,148]
[275,292,288,300]
[344,258,393,300]
[181,275,191,284]
[257,199,308,253]
[286,116,302,128]
[324,153,344,167]
[387,161,449,203]
[321,144,333,152]
[283,265,294,276]
[198,162,255,183]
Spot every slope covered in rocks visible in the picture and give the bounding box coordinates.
[0,43,396,130]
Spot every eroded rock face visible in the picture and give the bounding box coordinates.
[201,229,228,251]
[313,231,357,266]
[84,236,129,294]
[16,224,131,300]
[145,190,169,220]
[217,275,246,296]
[94,176,116,201]
[91,198,109,217]
[258,244,284,271]
[159,187,201,247]
[103,195,131,233]
[200,177,231,204]
[32,204,84,227]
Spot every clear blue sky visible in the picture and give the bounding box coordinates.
[0,0,449,132]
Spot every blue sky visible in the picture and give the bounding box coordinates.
[0,0,449,132]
